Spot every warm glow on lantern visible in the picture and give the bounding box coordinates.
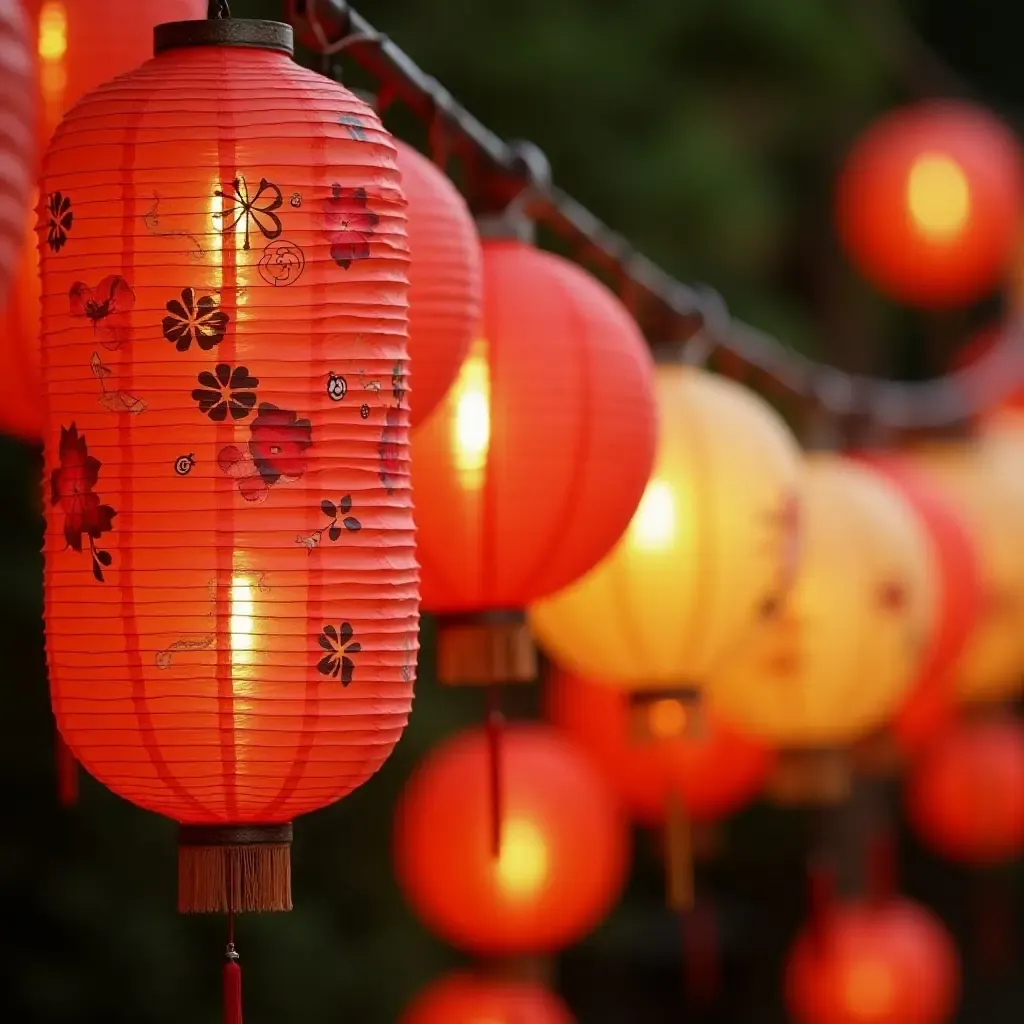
[907,154,970,242]
[400,973,575,1024]
[451,337,491,490]
[630,478,677,551]
[229,573,256,671]
[843,959,896,1017]
[648,697,688,739]
[37,1,67,114]
[496,818,549,899]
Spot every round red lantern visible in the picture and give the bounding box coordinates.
[401,973,574,1024]
[40,17,418,914]
[546,667,773,828]
[412,236,656,684]
[908,717,1024,866]
[393,723,629,955]
[0,0,206,443]
[787,898,960,1024]
[393,138,480,428]
[857,455,983,755]
[836,100,1024,308]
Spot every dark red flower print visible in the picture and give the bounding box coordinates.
[392,362,406,407]
[69,275,135,350]
[162,287,229,352]
[192,364,259,422]
[46,191,73,252]
[50,424,116,581]
[217,444,269,504]
[317,622,362,685]
[213,176,283,251]
[249,403,312,485]
[322,185,379,268]
[378,407,403,494]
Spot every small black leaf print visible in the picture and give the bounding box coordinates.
[96,550,113,567]
[298,493,363,551]
[340,495,352,514]
[343,517,361,532]
[192,364,259,422]
[328,525,342,542]
[321,499,337,518]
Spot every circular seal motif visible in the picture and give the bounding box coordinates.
[174,453,196,476]
[360,403,370,419]
[289,192,302,208]
[327,372,347,402]
[258,239,305,287]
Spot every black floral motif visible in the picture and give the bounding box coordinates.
[213,176,284,251]
[192,364,259,421]
[339,113,368,141]
[317,622,361,685]
[322,185,379,268]
[50,424,116,581]
[46,191,73,252]
[162,288,229,351]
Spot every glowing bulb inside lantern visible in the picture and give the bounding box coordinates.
[648,698,688,739]
[38,2,67,126]
[842,960,895,1019]
[230,574,256,670]
[907,153,971,242]
[629,479,676,551]
[495,818,549,900]
[451,338,491,491]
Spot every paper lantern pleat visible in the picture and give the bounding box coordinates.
[40,27,418,911]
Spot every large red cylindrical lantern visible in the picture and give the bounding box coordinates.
[0,0,206,442]
[393,723,629,955]
[40,17,418,913]
[836,100,1024,308]
[546,667,773,828]
[393,138,480,428]
[786,899,960,1024]
[401,973,574,1024]
[857,455,983,755]
[908,717,1024,866]
[412,236,656,684]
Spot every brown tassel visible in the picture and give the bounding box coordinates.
[178,824,293,914]
[55,731,79,807]
[486,684,505,860]
[223,942,242,1024]
[436,612,536,685]
[666,793,694,912]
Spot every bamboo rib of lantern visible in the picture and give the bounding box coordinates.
[287,0,1024,432]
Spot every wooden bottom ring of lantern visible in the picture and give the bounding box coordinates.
[178,824,293,914]
[628,687,706,743]
[436,610,537,686]
[766,748,852,807]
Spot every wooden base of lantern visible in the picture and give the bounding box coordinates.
[765,748,852,807]
[436,612,537,686]
[629,687,705,743]
[178,824,293,914]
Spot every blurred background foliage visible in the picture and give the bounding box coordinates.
[3,1,1023,1021]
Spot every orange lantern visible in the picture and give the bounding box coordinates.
[0,0,206,443]
[708,455,936,801]
[836,100,1024,308]
[40,12,418,934]
[393,138,480,427]
[856,455,983,755]
[529,363,801,699]
[412,237,657,686]
[786,898,960,1024]
[907,439,1024,704]
[401,973,574,1024]
[393,723,628,956]
[908,717,1024,866]
[546,667,773,828]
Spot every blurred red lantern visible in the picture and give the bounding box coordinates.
[836,100,1024,308]
[401,973,574,1024]
[908,717,1024,866]
[394,138,480,428]
[0,0,206,442]
[393,723,629,956]
[857,455,983,754]
[787,898,960,1024]
[412,237,656,685]
[546,667,773,828]
[41,16,418,920]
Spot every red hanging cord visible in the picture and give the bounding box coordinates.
[224,912,242,1024]
[55,731,79,807]
[485,684,504,860]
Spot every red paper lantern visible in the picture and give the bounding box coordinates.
[787,899,960,1024]
[393,723,629,955]
[394,138,480,427]
[857,455,983,754]
[40,17,418,913]
[546,667,773,827]
[401,973,574,1024]
[411,237,656,684]
[0,0,206,442]
[908,717,1024,866]
[836,100,1024,308]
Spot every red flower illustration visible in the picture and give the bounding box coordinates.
[69,275,136,350]
[50,424,117,581]
[217,403,313,503]
[322,185,379,268]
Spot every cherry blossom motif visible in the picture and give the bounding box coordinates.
[162,287,229,352]
[46,191,73,252]
[213,176,283,251]
[317,622,362,685]
[322,184,379,268]
[69,275,136,350]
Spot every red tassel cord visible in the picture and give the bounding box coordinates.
[224,914,242,1024]
[486,684,505,860]
[55,731,79,807]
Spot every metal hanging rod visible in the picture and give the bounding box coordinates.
[286,0,1024,434]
